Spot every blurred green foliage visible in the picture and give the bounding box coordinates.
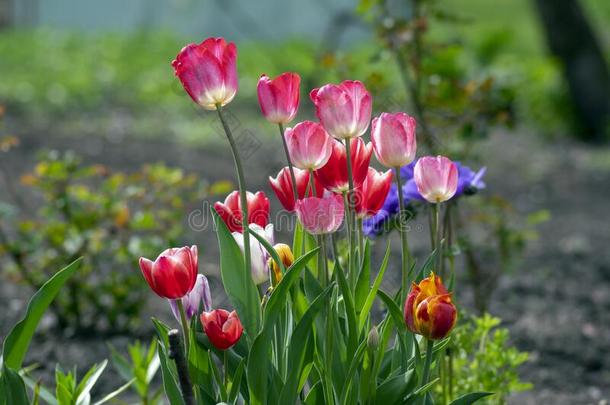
[0,150,219,334]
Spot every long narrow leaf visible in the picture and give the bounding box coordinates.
[358,242,391,332]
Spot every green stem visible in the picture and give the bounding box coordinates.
[344,139,356,284]
[394,167,411,298]
[317,234,328,287]
[176,300,190,359]
[342,192,354,287]
[433,203,442,275]
[223,350,229,388]
[216,105,252,282]
[420,339,434,403]
[279,123,299,201]
[309,168,317,196]
[356,216,364,265]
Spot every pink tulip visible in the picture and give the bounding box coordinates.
[295,193,344,235]
[172,37,238,110]
[284,121,333,170]
[310,80,372,139]
[139,246,198,299]
[414,156,458,203]
[257,73,300,124]
[371,112,417,168]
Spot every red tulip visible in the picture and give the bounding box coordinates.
[139,246,198,299]
[257,72,300,124]
[214,191,270,233]
[371,112,417,168]
[269,166,323,212]
[404,273,457,340]
[200,309,244,350]
[284,121,333,170]
[314,138,373,193]
[172,37,238,110]
[310,80,372,139]
[355,168,394,218]
[414,156,458,203]
[295,193,344,235]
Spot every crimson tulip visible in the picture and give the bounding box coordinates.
[269,166,323,212]
[310,80,372,139]
[314,138,373,193]
[355,168,393,218]
[414,156,458,203]
[404,273,457,340]
[257,72,300,124]
[200,309,244,350]
[214,190,270,233]
[139,246,198,299]
[371,112,417,168]
[284,121,333,170]
[172,37,237,110]
[295,193,344,235]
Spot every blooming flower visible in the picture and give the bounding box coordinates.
[200,309,243,350]
[284,121,333,170]
[214,190,270,233]
[310,80,372,139]
[404,273,457,340]
[295,193,344,235]
[414,155,458,203]
[269,166,322,212]
[314,138,373,193]
[139,246,198,299]
[233,223,274,285]
[172,37,237,110]
[362,160,486,236]
[168,274,212,322]
[355,168,394,218]
[257,72,300,124]
[371,112,417,168]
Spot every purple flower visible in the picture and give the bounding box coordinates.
[168,274,212,321]
[363,159,486,237]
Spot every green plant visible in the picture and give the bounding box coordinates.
[110,340,161,404]
[442,313,532,404]
[0,150,222,334]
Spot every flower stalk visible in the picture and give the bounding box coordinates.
[394,166,411,297]
[278,123,299,201]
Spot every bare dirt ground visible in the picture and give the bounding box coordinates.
[1,118,609,404]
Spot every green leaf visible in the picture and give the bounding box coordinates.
[156,340,185,405]
[92,379,134,405]
[448,392,494,405]
[75,360,107,405]
[212,209,261,338]
[377,290,407,333]
[228,358,245,403]
[0,365,29,405]
[354,240,371,312]
[2,258,82,369]
[246,331,270,405]
[375,370,415,405]
[334,259,358,355]
[358,242,391,332]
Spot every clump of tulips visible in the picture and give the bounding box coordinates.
[138,36,492,405]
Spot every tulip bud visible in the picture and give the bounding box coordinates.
[414,156,458,203]
[367,326,380,350]
[257,72,300,124]
[172,37,238,110]
[284,121,333,170]
[268,243,294,284]
[214,190,270,233]
[371,112,417,168]
[404,273,457,340]
[200,309,243,350]
[295,193,345,235]
[310,80,372,140]
[139,246,198,299]
[169,274,212,322]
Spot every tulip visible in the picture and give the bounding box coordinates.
[371,112,417,168]
[269,167,323,212]
[295,193,344,235]
[414,156,458,203]
[314,138,373,193]
[404,273,457,340]
[268,243,294,284]
[257,72,300,124]
[214,190,270,233]
[310,80,372,139]
[233,223,274,285]
[284,121,333,170]
[200,309,243,350]
[172,37,237,110]
[168,274,212,322]
[139,246,198,299]
[355,168,394,218]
